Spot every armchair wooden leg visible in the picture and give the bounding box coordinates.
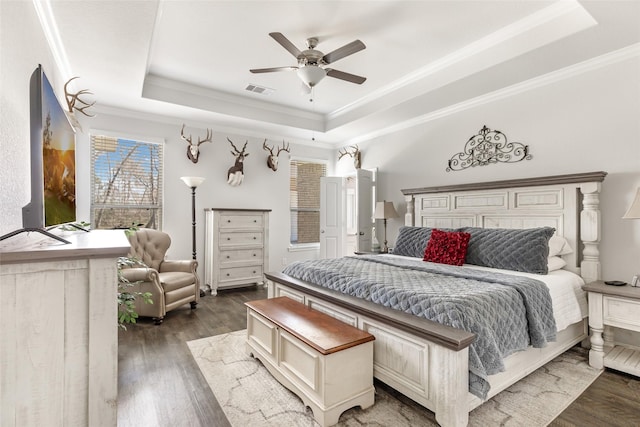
[153,317,164,325]
[190,301,198,309]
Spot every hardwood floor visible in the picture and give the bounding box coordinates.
[118,287,640,427]
[117,286,268,427]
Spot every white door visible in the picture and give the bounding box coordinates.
[320,177,345,258]
[356,169,374,252]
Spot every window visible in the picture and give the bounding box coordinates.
[290,159,327,245]
[91,135,163,229]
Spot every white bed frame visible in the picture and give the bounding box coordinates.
[265,171,606,427]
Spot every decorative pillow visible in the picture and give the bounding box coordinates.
[423,229,471,266]
[548,235,574,257]
[461,226,555,274]
[393,226,434,258]
[547,256,567,272]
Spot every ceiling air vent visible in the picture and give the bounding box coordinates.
[245,84,274,95]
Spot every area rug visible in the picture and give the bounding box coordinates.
[187,330,601,427]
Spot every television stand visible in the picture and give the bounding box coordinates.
[0,228,70,244]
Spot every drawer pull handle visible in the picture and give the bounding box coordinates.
[254,219,257,223]
[226,273,230,276]
[227,237,231,241]
[226,255,230,259]
[253,237,257,240]
[227,220,231,223]
[253,253,256,257]
[253,271,256,274]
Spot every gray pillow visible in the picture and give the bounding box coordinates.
[393,226,433,258]
[461,227,555,274]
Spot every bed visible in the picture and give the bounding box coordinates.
[264,171,606,427]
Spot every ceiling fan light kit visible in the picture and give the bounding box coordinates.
[297,65,326,88]
[250,32,367,88]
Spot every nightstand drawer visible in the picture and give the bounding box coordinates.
[604,296,640,331]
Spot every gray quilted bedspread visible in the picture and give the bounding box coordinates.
[282,255,557,399]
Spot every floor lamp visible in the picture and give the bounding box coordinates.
[623,187,640,286]
[374,200,399,253]
[180,176,205,260]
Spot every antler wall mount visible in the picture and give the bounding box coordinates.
[63,77,95,131]
[338,145,362,169]
[180,124,213,163]
[227,138,249,186]
[263,140,290,171]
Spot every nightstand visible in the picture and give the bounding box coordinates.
[582,280,640,377]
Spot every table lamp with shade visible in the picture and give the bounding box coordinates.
[180,176,205,260]
[623,187,640,286]
[374,200,399,253]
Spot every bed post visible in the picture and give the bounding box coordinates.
[405,194,414,226]
[433,346,469,427]
[579,181,602,283]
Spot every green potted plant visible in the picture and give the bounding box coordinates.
[117,256,153,329]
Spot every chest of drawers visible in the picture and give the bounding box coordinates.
[204,208,270,295]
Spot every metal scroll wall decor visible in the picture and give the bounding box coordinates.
[446,125,532,172]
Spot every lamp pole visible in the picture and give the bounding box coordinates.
[189,185,197,260]
[180,176,205,260]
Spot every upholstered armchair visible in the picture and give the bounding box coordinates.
[120,228,200,324]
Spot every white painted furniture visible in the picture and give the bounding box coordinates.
[204,208,270,295]
[583,280,640,377]
[266,171,606,427]
[245,297,375,427]
[0,230,129,427]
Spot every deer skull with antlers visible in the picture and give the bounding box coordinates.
[338,145,362,169]
[181,124,213,163]
[227,138,249,186]
[263,139,290,171]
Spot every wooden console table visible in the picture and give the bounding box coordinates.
[0,230,129,427]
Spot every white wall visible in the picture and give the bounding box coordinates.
[0,2,334,280]
[0,1,63,233]
[2,1,638,284]
[74,111,335,277]
[360,54,640,281]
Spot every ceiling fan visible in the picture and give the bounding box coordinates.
[250,32,367,89]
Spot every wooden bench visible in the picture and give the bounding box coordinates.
[245,297,375,427]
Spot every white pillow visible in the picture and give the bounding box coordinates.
[548,256,567,272]
[548,235,573,257]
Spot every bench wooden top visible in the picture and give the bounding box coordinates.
[245,297,375,355]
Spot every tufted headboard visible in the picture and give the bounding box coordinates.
[401,171,607,283]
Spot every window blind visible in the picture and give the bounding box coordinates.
[290,159,326,244]
[90,135,163,229]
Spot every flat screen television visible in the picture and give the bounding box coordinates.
[1,65,77,243]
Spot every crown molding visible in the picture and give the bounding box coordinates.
[327,0,594,123]
[344,42,640,145]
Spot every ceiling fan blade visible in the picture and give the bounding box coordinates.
[269,32,302,58]
[322,40,366,64]
[326,69,366,84]
[250,66,298,73]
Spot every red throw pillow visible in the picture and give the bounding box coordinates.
[423,229,471,266]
